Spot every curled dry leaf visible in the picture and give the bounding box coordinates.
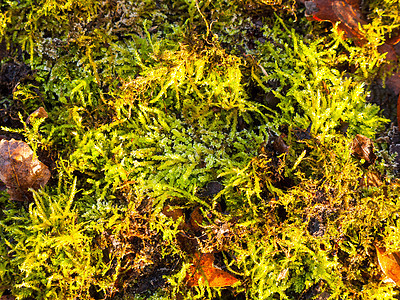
[0,139,50,201]
[185,253,239,287]
[350,134,376,167]
[304,0,366,44]
[26,106,48,124]
[376,245,400,285]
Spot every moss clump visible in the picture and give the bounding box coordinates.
[1,0,400,299]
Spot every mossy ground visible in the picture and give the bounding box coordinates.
[1,0,400,299]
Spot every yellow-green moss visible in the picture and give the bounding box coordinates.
[0,0,399,299]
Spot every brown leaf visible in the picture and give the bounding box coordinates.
[26,106,48,124]
[305,0,367,44]
[386,28,400,45]
[303,0,400,94]
[0,139,50,201]
[376,245,400,285]
[162,205,199,253]
[273,135,289,154]
[162,205,185,222]
[185,253,239,287]
[331,0,367,42]
[350,134,376,167]
[189,207,204,232]
[360,171,383,188]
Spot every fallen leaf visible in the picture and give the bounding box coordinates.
[273,135,289,154]
[162,205,185,222]
[304,0,367,44]
[189,207,204,232]
[0,139,50,201]
[26,106,48,124]
[360,171,383,188]
[376,245,400,285]
[303,0,400,128]
[162,206,200,253]
[331,0,367,42]
[186,253,239,287]
[350,134,376,167]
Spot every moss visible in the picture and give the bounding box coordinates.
[1,0,400,299]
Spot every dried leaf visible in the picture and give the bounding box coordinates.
[162,205,185,222]
[350,134,376,167]
[304,0,366,44]
[273,135,289,154]
[331,0,367,42]
[360,171,383,188]
[26,106,48,124]
[186,253,239,287]
[162,205,199,253]
[189,207,203,232]
[376,245,400,285]
[304,0,400,95]
[0,139,50,201]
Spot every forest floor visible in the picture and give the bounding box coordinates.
[1,1,400,299]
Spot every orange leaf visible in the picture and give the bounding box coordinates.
[26,107,48,124]
[0,139,50,201]
[189,207,203,232]
[376,245,400,285]
[186,253,239,287]
[162,205,185,222]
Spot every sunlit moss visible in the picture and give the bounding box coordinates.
[0,0,400,299]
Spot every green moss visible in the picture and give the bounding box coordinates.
[1,0,400,299]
